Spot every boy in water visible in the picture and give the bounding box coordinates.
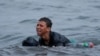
[22,17,71,47]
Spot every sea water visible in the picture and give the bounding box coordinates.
[0,0,100,56]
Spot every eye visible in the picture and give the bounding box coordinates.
[40,24,43,27]
[37,24,43,27]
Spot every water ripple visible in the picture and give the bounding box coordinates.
[67,33,83,36]
[90,18,100,22]
[93,5,100,9]
[32,7,44,11]
[66,18,73,21]
[76,16,90,20]
[0,33,20,40]
[45,5,66,9]
[94,26,100,32]
[19,19,37,24]
[5,36,23,42]
[0,3,6,6]
[61,27,82,31]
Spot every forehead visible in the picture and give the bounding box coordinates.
[37,21,46,25]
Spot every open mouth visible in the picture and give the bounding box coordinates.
[37,29,42,34]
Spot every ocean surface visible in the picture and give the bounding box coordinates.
[0,0,100,56]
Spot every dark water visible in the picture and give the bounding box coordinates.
[0,0,100,56]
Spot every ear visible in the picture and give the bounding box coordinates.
[47,27,51,32]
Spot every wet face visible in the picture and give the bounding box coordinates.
[36,21,50,36]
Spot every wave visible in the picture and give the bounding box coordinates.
[19,19,37,24]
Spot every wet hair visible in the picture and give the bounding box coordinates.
[39,17,52,28]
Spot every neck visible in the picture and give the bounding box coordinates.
[42,31,50,44]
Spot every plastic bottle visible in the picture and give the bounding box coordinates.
[68,39,94,48]
[67,42,94,48]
